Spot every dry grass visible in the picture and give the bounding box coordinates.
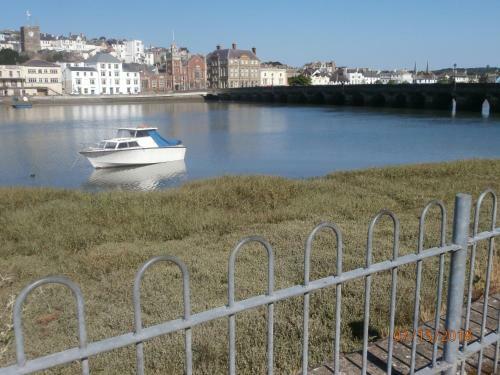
[0,160,499,374]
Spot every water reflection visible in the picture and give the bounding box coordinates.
[84,160,187,191]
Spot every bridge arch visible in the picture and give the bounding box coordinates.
[351,92,365,106]
[369,94,386,107]
[409,93,426,108]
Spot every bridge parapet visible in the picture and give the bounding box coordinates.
[206,83,500,113]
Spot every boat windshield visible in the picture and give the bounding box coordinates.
[97,142,106,149]
[117,129,133,138]
[105,142,117,149]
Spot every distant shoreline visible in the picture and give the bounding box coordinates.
[0,92,207,106]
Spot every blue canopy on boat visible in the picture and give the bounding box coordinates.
[148,130,182,147]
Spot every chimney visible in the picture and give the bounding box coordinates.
[252,47,256,55]
[216,45,221,50]
[232,43,237,50]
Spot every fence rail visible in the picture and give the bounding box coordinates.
[0,190,498,374]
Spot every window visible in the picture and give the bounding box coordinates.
[90,79,95,85]
[101,71,105,77]
[76,72,80,76]
[108,64,111,68]
[128,141,139,147]
[118,142,128,149]
[127,80,131,85]
[115,79,119,85]
[134,79,138,84]
[51,78,58,83]
[101,64,105,69]
[101,79,106,85]
[76,79,81,85]
[114,64,118,69]
[105,142,117,149]
[84,88,88,94]
[135,130,149,137]
[115,71,119,77]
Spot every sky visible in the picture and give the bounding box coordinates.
[1,0,499,70]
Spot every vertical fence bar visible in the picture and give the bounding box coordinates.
[133,256,192,375]
[13,277,89,375]
[302,223,343,375]
[413,200,447,372]
[443,193,472,375]
[228,237,274,375]
[494,309,500,375]
[363,210,399,375]
[476,191,497,374]
[432,203,447,367]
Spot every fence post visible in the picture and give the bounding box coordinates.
[443,193,471,374]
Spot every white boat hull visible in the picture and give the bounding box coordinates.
[80,146,186,168]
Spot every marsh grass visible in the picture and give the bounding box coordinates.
[0,160,499,374]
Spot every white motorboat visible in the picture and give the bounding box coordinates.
[80,127,186,168]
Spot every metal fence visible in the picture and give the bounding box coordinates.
[0,190,499,374]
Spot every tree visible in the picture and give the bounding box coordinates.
[0,49,29,65]
[288,74,312,86]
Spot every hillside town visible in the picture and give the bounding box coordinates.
[1,23,499,97]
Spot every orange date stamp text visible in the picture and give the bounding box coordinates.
[393,328,473,343]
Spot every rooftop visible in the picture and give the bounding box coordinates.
[85,52,121,65]
[22,59,60,68]
[207,45,259,61]
[67,66,97,72]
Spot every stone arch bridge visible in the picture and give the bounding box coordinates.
[206,83,500,114]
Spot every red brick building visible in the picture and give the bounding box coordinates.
[141,45,206,92]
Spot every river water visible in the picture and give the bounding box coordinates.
[0,101,499,191]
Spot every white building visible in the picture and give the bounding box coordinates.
[414,73,437,84]
[83,52,140,94]
[63,66,99,95]
[362,71,379,84]
[112,40,145,63]
[345,69,365,85]
[40,34,97,52]
[260,65,288,86]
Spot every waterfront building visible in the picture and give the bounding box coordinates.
[84,52,141,94]
[260,64,288,86]
[185,54,207,90]
[0,65,28,96]
[20,26,41,53]
[206,43,260,89]
[21,59,62,95]
[63,66,99,95]
[142,53,206,92]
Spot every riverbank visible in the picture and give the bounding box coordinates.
[0,92,207,106]
[0,160,499,373]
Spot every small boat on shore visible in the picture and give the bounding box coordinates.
[12,96,32,109]
[79,127,186,168]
